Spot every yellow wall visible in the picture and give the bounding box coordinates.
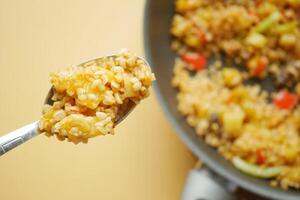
[0,0,195,199]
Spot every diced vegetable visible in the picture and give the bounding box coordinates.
[195,28,206,46]
[253,11,281,33]
[185,35,200,47]
[279,34,297,48]
[232,157,286,178]
[253,57,268,76]
[222,68,242,87]
[256,149,266,165]
[222,106,245,136]
[273,21,298,34]
[231,86,250,101]
[242,101,258,120]
[247,56,268,76]
[257,2,277,16]
[184,28,207,48]
[176,0,199,12]
[245,32,267,49]
[273,90,298,110]
[176,0,189,12]
[181,53,207,70]
[284,146,299,161]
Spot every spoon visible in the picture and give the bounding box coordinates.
[0,55,148,156]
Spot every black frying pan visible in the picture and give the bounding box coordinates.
[143,0,300,199]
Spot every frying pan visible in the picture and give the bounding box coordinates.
[143,0,300,199]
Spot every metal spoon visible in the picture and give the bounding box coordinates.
[0,55,148,156]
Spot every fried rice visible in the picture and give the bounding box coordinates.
[171,0,300,190]
[171,0,300,87]
[39,50,155,143]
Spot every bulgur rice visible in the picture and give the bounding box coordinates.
[172,59,300,189]
[171,0,300,190]
[39,50,155,143]
[171,0,300,87]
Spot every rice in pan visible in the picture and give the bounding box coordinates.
[171,0,300,189]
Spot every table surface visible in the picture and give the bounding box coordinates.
[0,0,195,199]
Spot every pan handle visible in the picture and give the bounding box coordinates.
[181,168,236,200]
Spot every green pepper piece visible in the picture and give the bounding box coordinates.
[273,21,298,34]
[253,11,282,33]
[232,157,286,178]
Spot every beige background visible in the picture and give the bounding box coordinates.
[0,0,195,199]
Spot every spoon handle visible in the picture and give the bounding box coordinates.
[0,121,39,156]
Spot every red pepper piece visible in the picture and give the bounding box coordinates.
[256,149,266,165]
[181,53,207,71]
[273,90,298,110]
[253,57,268,77]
